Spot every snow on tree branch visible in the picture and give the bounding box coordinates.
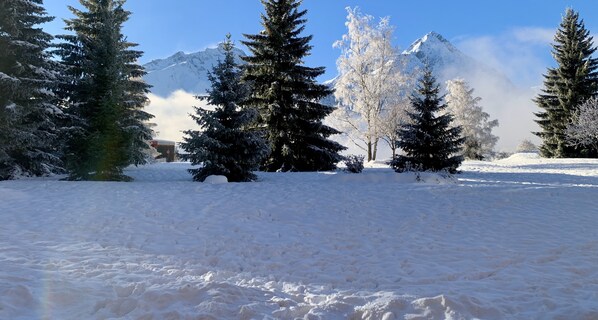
[566,97,598,151]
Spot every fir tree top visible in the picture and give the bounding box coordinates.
[551,8,598,106]
[242,0,331,102]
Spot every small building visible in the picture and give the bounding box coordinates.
[150,139,176,162]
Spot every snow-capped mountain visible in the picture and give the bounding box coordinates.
[143,44,245,97]
[400,31,515,92]
[143,32,513,98]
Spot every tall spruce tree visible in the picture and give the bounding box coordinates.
[55,0,154,181]
[0,0,63,180]
[391,68,464,173]
[242,0,346,172]
[534,8,598,158]
[180,35,268,182]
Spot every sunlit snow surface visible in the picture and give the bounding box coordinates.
[1,154,597,319]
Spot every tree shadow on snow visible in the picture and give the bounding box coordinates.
[459,171,598,188]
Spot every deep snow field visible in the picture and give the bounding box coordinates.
[1,153,597,320]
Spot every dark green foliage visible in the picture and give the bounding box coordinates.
[180,35,268,182]
[343,154,364,173]
[534,8,598,158]
[242,0,346,172]
[0,0,63,180]
[391,69,464,174]
[55,0,154,181]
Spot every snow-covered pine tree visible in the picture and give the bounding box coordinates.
[180,35,268,182]
[534,8,598,158]
[0,0,63,180]
[55,0,154,181]
[391,68,464,173]
[446,79,499,160]
[242,0,346,172]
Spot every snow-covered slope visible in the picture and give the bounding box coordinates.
[1,157,598,319]
[143,45,245,97]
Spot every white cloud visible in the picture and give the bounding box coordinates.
[511,27,555,44]
[456,27,554,87]
[146,90,208,143]
[451,27,558,151]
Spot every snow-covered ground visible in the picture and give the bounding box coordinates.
[1,154,597,319]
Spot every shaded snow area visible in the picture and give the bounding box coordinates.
[1,156,598,319]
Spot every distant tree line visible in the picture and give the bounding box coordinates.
[2,1,594,182]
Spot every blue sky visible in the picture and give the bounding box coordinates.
[43,0,597,85]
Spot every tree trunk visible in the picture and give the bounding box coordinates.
[367,141,372,162]
[372,138,379,161]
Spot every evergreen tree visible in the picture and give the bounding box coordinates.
[180,35,268,182]
[242,0,346,172]
[55,0,154,181]
[534,8,598,158]
[0,0,63,180]
[391,68,464,173]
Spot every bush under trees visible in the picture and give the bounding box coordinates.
[343,155,365,173]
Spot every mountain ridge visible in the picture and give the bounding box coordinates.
[143,31,513,97]
[143,45,245,97]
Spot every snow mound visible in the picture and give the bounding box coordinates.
[499,152,541,162]
[204,175,228,184]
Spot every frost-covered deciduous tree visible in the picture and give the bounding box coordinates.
[566,97,598,152]
[0,0,63,180]
[333,7,407,161]
[55,0,154,181]
[377,99,411,159]
[446,79,499,160]
[181,35,268,182]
